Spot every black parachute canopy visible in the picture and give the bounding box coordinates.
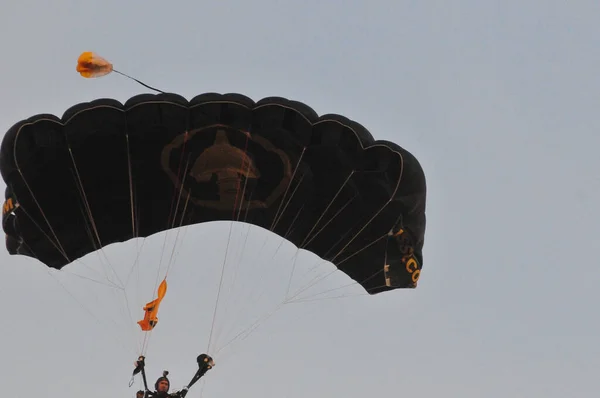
[0,92,426,294]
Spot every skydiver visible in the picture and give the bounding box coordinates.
[148,371,173,397]
[133,354,215,398]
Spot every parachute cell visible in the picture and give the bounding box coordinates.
[0,92,427,294]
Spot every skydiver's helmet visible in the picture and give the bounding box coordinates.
[155,370,170,392]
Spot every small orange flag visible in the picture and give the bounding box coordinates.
[76,51,113,78]
[137,279,168,331]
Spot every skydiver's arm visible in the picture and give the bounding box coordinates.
[131,356,151,394]
[187,365,209,387]
[178,354,214,397]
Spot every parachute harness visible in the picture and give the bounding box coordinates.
[130,354,215,396]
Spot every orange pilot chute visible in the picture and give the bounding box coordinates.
[76,51,166,93]
[137,279,168,331]
[76,51,114,78]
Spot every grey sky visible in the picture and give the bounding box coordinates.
[1,1,599,397]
